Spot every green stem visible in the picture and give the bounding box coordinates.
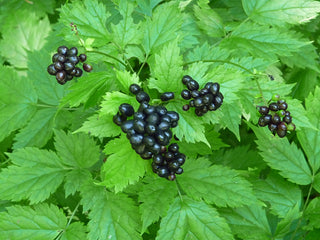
[137,54,149,77]
[175,180,183,202]
[183,59,253,74]
[254,78,268,106]
[35,104,78,111]
[86,49,127,67]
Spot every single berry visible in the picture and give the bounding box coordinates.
[165,152,174,160]
[204,82,213,90]
[278,122,287,131]
[170,121,178,128]
[155,130,168,145]
[277,129,287,138]
[54,61,64,71]
[194,97,204,108]
[168,161,180,171]
[133,119,146,134]
[210,83,220,95]
[181,90,191,100]
[272,114,281,124]
[113,113,126,126]
[182,75,193,85]
[134,112,145,121]
[136,91,150,103]
[167,174,176,181]
[56,71,67,85]
[68,55,79,65]
[168,143,179,152]
[119,103,134,117]
[208,103,217,111]
[191,90,200,98]
[134,144,146,154]
[161,115,171,123]
[283,115,292,124]
[52,53,60,63]
[138,101,149,112]
[175,167,183,174]
[47,64,57,75]
[140,151,153,160]
[166,111,179,122]
[145,124,157,135]
[182,104,190,111]
[269,102,279,111]
[214,94,223,106]
[130,134,144,145]
[157,167,169,178]
[129,84,141,94]
[66,74,73,81]
[74,68,83,77]
[156,106,167,116]
[64,62,74,72]
[146,113,160,125]
[258,106,269,115]
[176,155,186,165]
[143,105,156,115]
[150,143,161,154]
[57,46,68,55]
[186,80,199,91]
[79,53,87,62]
[163,129,173,140]
[189,100,195,107]
[160,92,174,101]
[153,154,164,165]
[202,93,214,105]
[67,47,78,56]
[158,121,170,131]
[83,63,93,72]
[199,88,209,96]
[258,116,267,127]
[278,101,288,110]
[268,123,278,132]
[120,120,134,133]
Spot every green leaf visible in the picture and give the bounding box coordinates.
[219,205,271,240]
[219,101,242,141]
[136,0,162,16]
[252,124,312,185]
[0,204,67,240]
[286,98,315,130]
[101,135,149,192]
[54,130,100,168]
[253,172,302,218]
[59,0,111,46]
[61,222,88,240]
[194,0,225,38]
[115,69,140,94]
[186,43,230,62]
[87,191,141,240]
[297,87,320,172]
[139,177,177,233]
[220,22,308,61]
[274,204,301,239]
[313,173,320,193]
[75,113,122,138]
[13,108,56,149]
[100,91,139,116]
[0,148,66,203]
[60,71,112,108]
[0,66,38,142]
[148,40,184,93]
[64,169,92,197]
[142,2,183,55]
[0,10,50,68]
[156,196,234,240]
[242,0,320,26]
[167,102,209,145]
[111,0,141,49]
[305,197,320,230]
[178,158,259,207]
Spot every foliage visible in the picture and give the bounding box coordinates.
[1,0,320,239]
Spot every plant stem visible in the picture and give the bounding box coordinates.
[137,54,149,77]
[254,78,268,106]
[86,49,127,68]
[35,104,78,111]
[175,180,184,202]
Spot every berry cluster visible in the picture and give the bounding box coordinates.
[181,75,224,116]
[113,84,185,180]
[257,95,296,138]
[47,46,92,85]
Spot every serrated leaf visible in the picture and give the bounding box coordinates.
[242,0,320,26]
[220,22,308,61]
[194,0,225,38]
[219,205,271,240]
[61,222,87,240]
[286,98,315,130]
[0,67,38,142]
[0,10,50,68]
[167,102,209,145]
[136,0,162,16]
[305,197,320,230]
[60,71,112,108]
[156,196,234,240]
[54,130,100,168]
[253,172,302,218]
[178,158,259,207]
[87,192,141,240]
[139,177,177,233]
[274,204,301,239]
[64,169,92,197]
[115,69,140,94]
[13,108,56,149]
[111,0,141,49]
[297,87,320,172]
[220,101,242,141]
[0,148,67,203]
[148,40,183,93]
[101,135,149,192]
[100,91,139,116]
[251,124,312,185]
[142,2,183,54]
[0,204,67,240]
[59,0,111,46]
[79,181,106,212]
[186,43,230,62]
[75,113,122,138]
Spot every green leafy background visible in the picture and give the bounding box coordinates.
[1,0,320,239]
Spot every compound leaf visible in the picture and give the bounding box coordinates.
[157,196,233,240]
[0,204,67,240]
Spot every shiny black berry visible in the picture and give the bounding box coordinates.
[134,112,145,121]
[175,167,183,174]
[64,62,74,72]
[269,102,279,111]
[182,75,193,85]
[83,63,93,72]
[283,115,292,124]
[191,90,200,98]
[119,103,134,117]
[182,104,190,111]
[136,91,150,103]
[158,121,170,131]
[278,101,288,110]
[278,122,287,131]
[277,129,287,138]
[129,84,141,94]
[157,167,169,178]
[186,80,199,91]
[113,113,126,126]
[54,61,64,71]
[153,154,164,165]
[272,114,281,124]
[204,82,213,90]
[146,113,160,125]
[79,54,87,62]
[194,97,204,108]
[68,55,79,65]
[57,46,68,55]
[56,71,66,85]
[181,90,191,100]
[121,120,134,133]
[168,143,179,153]
[133,120,146,133]
[143,136,155,147]
[47,64,57,75]
[258,106,269,115]
[130,134,144,145]
[145,124,157,135]
[74,68,83,77]
[160,92,174,101]
[67,47,78,56]
[156,106,167,116]
[268,123,278,132]
[210,83,220,95]
[166,111,179,122]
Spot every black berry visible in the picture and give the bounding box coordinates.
[83,63,93,72]
[160,92,174,101]
[79,54,87,62]
[129,84,141,94]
